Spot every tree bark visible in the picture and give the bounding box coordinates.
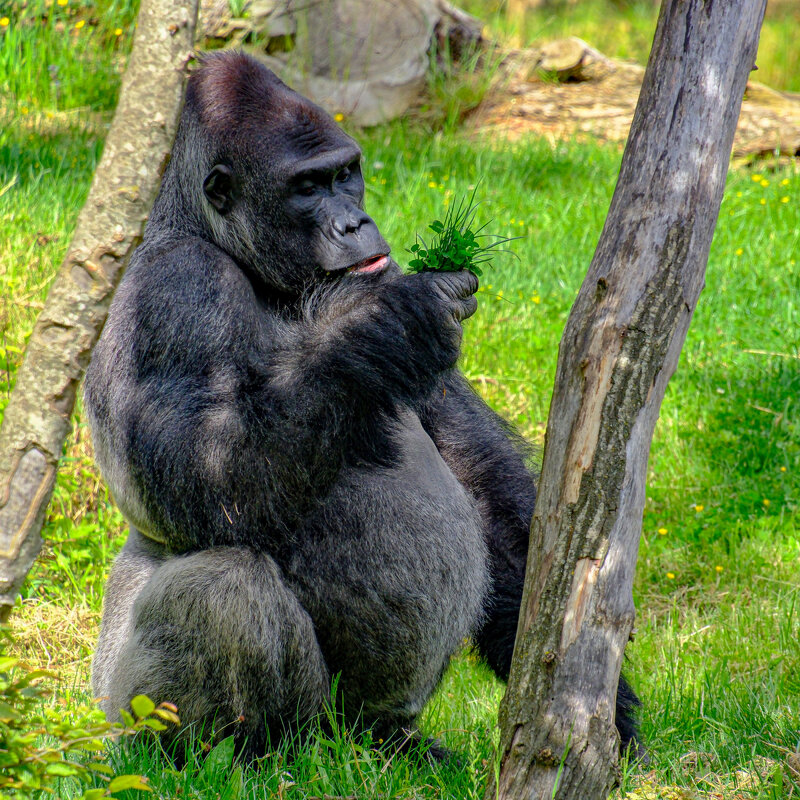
[0,0,199,621]
[488,1,766,798]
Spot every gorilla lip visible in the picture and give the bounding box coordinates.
[346,254,390,274]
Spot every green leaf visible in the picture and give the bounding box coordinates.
[130,695,155,719]
[118,709,135,727]
[45,762,80,776]
[109,774,152,793]
[154,707,180,725]
[202,735,236,778]
[81,789,109,800]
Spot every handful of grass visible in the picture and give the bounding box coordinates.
[407,188,517,277]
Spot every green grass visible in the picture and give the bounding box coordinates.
[1,1,800,797]
[458,0,800,94]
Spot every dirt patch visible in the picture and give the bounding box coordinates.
[471,38,800,162]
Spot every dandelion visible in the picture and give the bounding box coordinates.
[751,173,763,182]
[780,178,790,186]
[658,527,668,535]
[667,572,675,580]
[694,504,704,512]
[781,196,789,203]
[74,19,85,29]
[114,27,123,35]
[735,248,743,256]
[715,565,723,573]
[736,191,743,197]
[763,498,770,507]
[0,16,8,26]
[531,294,541,304]
[759,198,766,205]
[428,181,437,188]
[20,105,29,115]
[760,179,769,187]
[333,112,344,122]
[781,466,787,472]
[57,0,68,4]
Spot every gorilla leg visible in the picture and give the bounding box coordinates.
[97,540,329,757]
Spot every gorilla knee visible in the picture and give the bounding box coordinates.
[107,548,329,754]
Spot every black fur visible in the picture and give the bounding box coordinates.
[84,51,640,758]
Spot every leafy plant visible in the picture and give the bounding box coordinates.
[407,187,518,277]
[0,629,179,799]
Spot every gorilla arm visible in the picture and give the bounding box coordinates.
[418,370,536,678]
[419,371,643,749]
[84,239,478,554]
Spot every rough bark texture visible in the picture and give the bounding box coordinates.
[488,1,766,798]
[0,0,199,621]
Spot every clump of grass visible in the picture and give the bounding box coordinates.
[407,187,518,277]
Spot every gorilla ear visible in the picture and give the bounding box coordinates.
[203,164,237,214]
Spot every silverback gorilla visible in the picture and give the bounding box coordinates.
[84,51,639,759]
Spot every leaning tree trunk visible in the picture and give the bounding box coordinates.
[488,1,766,798]
[0,0,199,621]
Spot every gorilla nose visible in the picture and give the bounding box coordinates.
[333,208,371,237]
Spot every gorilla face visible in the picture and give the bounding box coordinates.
[191,54,390,294]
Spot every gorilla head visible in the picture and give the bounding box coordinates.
[155,51,390,294]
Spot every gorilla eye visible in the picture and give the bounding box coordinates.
[335,167,352,183]
[296,181,316,197]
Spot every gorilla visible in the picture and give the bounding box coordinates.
[84,50,639,759]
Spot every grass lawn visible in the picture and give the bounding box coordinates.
[1,1,799,798]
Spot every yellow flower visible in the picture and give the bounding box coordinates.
[428,181,437,188]
[751,173,763,182]
[780,466,787,472]
[735,248,743,256]
[694,504,704,512]
[736,191,743,197]
[760,179,769,187]
[20,105,29,114]
[667,572,675,580]
[763,498,770,507]
[114,27,123,36]
[781,196,789,203]
[658,527,668,535]
[333,113,344,122]
[0,16,8,26]
[715,565,723,573]
[781,178,790,185]
[75,19,85,29]
[57,0,68,4]
[759,198,766,205]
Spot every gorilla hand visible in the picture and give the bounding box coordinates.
[405,269,479,368]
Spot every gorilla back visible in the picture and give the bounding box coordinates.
[85,50,640,757]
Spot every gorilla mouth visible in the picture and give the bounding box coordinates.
[346,254,391,274]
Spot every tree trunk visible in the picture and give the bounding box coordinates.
[488,1,766,798]
[0,0,199,621]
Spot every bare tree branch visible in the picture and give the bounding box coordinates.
[0,0,199,621]
[488,1,766,797]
